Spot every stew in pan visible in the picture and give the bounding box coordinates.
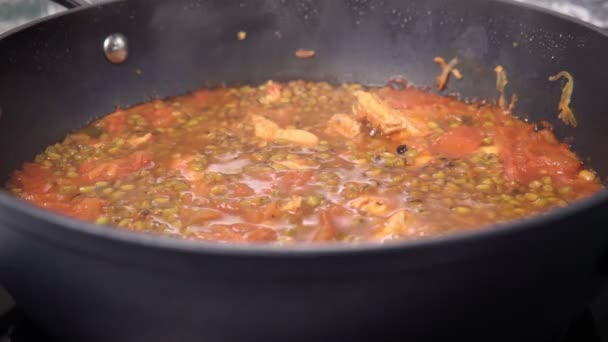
[6,81,602,244]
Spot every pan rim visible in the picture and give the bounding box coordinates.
[1,187,606,257]
[0,0,607,257]
[0,0,605,41]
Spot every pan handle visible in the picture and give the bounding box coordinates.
[48,0,92,9]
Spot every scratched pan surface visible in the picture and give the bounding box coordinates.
[0,1,607,341]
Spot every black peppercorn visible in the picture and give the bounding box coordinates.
[396,144,408,154]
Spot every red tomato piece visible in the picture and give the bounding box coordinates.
[71,198,105,220]
[378,87,472,112]
[101,110,128,135]
[168,155,192,172]
[25,192,67,208]
[431,126,483,158]
[25,194,104,221]
[10,163,52,193]
[180,207,223,226]
[192,90,217,106]
[313,210,336,242]
[79,151,153,183]
[241,202,280,223]
[142,107,177,128]
[244,226,278,242]
[495,125,581,183]
[379,88,445,109]
[129,150,153,168]
[233,183,255,197]
[34,195,73,217]
[274,171,313,192]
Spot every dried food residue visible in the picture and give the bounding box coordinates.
[549,71,577,127]
[494,65,517,112]
[433,56,463,91]
[295,49,316,59]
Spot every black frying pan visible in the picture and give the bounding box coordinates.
[0,0,607,341]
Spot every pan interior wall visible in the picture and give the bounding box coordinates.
[1,0,607,184]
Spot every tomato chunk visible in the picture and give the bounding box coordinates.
[313,210,336,242]
[273,171,313,192]
[241,202,281,223]
[71,198,105,220]
[25,194,105,221]
[233,183,255,197]
[168,154,204,181]
[131,101,179,128]
[101,110,128,135]
[145,107,177,128]
[192,89,221,107]
[79,151,153,183]
[495,124,581,183]
[431,126,483,158]
[10,163,52,193]
[379,87,471,113]
[9,165,106,220]
[180,207,223,226]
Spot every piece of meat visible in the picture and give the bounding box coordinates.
[252,115,280,140]
[374,210,417,240]
[325,113,361,138]
[479,145,499,155]
[349,195,390,216]
[413,152,433,167]
[259,81,282,105]
[275,155,318,170]
[252,115,319,147]
[127,133,152,148]
[280,196,302,213]
[275,129,319,147]
[352,90,425,136]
